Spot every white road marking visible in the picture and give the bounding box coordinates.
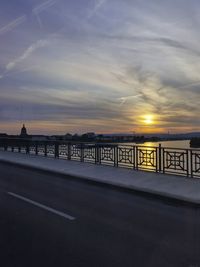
[7,192,75,221]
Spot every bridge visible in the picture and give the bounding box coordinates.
[0,139,200,266]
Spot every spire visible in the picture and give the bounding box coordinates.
[20,124,28,138]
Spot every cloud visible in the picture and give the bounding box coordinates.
[118,94,142,106]
[0,15,26,35]
[6,39,49,71]
[32,0,58,15]
[0,0,200,134]
[32,0,58,28]
[88,0,107,18]
[0,91,127,132]
[104,34,200,58]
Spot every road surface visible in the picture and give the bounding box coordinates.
[0,162,199,267]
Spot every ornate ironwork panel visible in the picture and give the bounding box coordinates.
[20,147,27,153]
[191,150,200,178]
[70,144,81,160]
[13,146,19,152]
[100,146,115,165]
[59,145,68,159]
[83,146,96,162]
[163,149,188,175]
[37,145,45,156]
[46,145,55,157]
[118,146,134,168]
[30,146,36,154]
[137,147,157,171]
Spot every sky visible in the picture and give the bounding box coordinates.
[0,0,200,135]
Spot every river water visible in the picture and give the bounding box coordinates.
[122,140,196,149]
[139,140,190,149]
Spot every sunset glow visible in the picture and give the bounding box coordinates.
[143,115,154,125]
[0,0,199,135]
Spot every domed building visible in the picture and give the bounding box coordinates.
[20,124,28,138]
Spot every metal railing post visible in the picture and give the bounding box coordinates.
[135,146,138,170]
[18,143,21,153]
[133,146,136,170]
[35,142,38,155]
[190,150,193,178]
[68,143,71,160]
[80,143,84,162]
[158,143,162,172]
[44,142,47,157]
[95,145,98,164]
[95,144,100,164]
[114,145,118,167]
[55,143,59,158]
[99,145,101,164]
[186,149,189,177]
[4,140,8,151]
[26,142,30,154]
[162,148,165,174]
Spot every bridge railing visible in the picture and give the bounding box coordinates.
[0,138,199,178]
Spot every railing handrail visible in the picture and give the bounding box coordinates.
[0,137,199,149]
[0,138,199,178]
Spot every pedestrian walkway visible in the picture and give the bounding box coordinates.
[0,151,200,205]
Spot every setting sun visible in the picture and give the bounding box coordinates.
[143,115,154,125]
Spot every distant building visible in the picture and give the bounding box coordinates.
[84,132,96,139]
[80,132,96,141]
[0,133,8,138]
[20,124,28,138]
[64,133,72,140]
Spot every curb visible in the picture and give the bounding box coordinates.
[0,159,200,208]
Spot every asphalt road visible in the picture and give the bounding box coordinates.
[0,162,200,267]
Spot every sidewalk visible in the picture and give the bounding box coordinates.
[0,151,200,205]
